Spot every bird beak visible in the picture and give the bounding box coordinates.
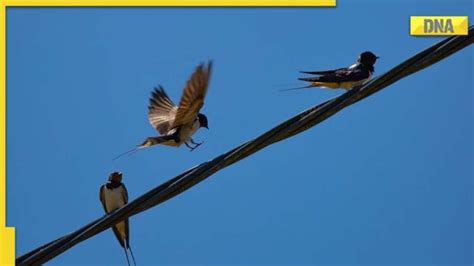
[376,56,380,59]
[205,126,209,129]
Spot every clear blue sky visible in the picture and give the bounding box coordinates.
[6,1,473,265]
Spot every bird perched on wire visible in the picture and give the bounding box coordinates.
[114,61,212,159]
[99,172,136,266]
[283,51,379,91]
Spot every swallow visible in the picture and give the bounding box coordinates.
[99,172,136,266]
[283,51,379,91]
[113,61,212,159]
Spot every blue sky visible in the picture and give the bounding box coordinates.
[6,1,473,265]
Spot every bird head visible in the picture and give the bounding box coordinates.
[108,171,123,183]
[358,51,379,66]
[198,113,209,129]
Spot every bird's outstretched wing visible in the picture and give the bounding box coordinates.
[148,86,178,135]
[299,66,370,83]
[171,61,213,129]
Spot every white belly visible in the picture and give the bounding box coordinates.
[179,120,199,142]
[103,188,125,213]
[339,78,370,89]
[103,187,127,240]
[162,120,199,147]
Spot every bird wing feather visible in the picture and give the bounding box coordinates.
[148,86,178,135]
[112,225,126,248]
[299,67,346,75]
[121,184,130,247]
[171,61,212,129]
[299,66,370,83]
[99,185,107,213]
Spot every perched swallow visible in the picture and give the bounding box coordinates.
[99,172,136,266]
[284,51,379,91]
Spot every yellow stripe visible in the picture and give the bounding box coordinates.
[0,3,15,266]
[0,228,15,266]
[5,0,335,6]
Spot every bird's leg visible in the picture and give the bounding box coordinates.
[190,138,204,146]
[186,138,204,152]
[185,142,194,150]
[189,144,201,152]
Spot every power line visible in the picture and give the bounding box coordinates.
[16,26,473,265]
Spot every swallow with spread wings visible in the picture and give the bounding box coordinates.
[114,61,212,159]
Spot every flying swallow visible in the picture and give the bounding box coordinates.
[283,51,379,91]
[114,61,212,159]
[99,172,136,266]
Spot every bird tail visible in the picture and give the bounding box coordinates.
[139,136,167,147]
[127,243,137,266]
[139,135,177,149]
[123,246,131,266]
[279,84,315,92]
[113,135,174,160]
[298,77,321,82]
[112,146,143,160]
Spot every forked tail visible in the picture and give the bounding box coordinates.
[279,84,314,92]
[112,146,143,161]
[128,244,137,266]
[112,135,174,160]
[123,246,131,266]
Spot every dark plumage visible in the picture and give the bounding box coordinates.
[287,51,379,91]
